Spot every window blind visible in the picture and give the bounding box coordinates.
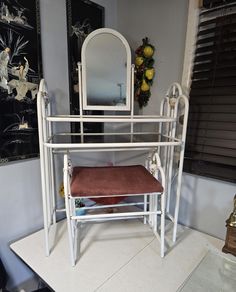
[184,1,236,183]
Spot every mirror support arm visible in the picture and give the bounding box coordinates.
[131,64,135,117]
[77,62,84,142]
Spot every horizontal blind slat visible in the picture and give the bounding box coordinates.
[199,12,236,27]
[189,95,236,105]
[192,69,236,80]
[189,104,236,113]
[185,152,236,166]
[201,1,236,11]
[184,160,236,183]
[196,31,236,45]
[185,144,236,157]
[190,86,236,95]
[188,121,236,130]
[198,23,236,37]
[187,129,236,140]
[196,41,236,54]
[191,78,236,88]
[194,51,236,63]
[186,136,236,148]
[188,112,236,122]
[193,61,236,71]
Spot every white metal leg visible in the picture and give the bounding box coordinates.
[172,94,189,242]
[40,136,51,257]
[40,148,50,257]
[44,148,52,226]
[144,194,147,224]
[65,198,75,266]
[64,154,76,266]
[153,194,158,233]
[48,145,56,224]
[173,145,185,242]
[71,198,78,261]
[166,120,176,212]
[47,101,55,225]
[149,195,153,226]
[160,191,166,257]
[37,88,50,257]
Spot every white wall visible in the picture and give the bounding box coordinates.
[117,0,235,240]
[0,0,117,289]
[117,0,189,114]
[177,1,235,240]
[95,0,117,29]
[179,173,235,239]
[0,159,43,289]
[115,0,189,165]
[40,0,70,116]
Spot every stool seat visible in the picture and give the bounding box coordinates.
[71,165,163,205]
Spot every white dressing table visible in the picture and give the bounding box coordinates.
[37,28,189,265]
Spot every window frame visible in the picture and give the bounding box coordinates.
[181,0,236,183]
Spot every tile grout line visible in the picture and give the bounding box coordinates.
[94,237,156,291]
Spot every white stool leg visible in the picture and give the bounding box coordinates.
[144,194,147,224]
[152,194,158,233]
[149,195,154,226]
[65,195,76,266]
[160,191,166,257]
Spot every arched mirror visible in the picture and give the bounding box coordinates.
[81,28,132,111]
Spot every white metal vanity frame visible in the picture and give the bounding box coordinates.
[37,28,189,265]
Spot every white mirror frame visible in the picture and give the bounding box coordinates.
[81,28,132,111]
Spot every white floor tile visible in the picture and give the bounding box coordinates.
[11,219,224,292]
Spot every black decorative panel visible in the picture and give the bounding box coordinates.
[0,0,42,164]
[66,0,104,133]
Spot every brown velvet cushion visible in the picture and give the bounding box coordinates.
[70,165,163,205]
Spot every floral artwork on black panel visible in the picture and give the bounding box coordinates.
[66,0,104,134]
[0,0,42,164]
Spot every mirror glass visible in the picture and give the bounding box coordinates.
[82,30,131,110]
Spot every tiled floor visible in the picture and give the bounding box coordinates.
[11,219,223,292]
[178,250,236,292]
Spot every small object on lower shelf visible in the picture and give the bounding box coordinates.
[222,195,236,257]
[75,208,86,216]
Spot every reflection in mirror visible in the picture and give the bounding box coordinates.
[81,29,131,111]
